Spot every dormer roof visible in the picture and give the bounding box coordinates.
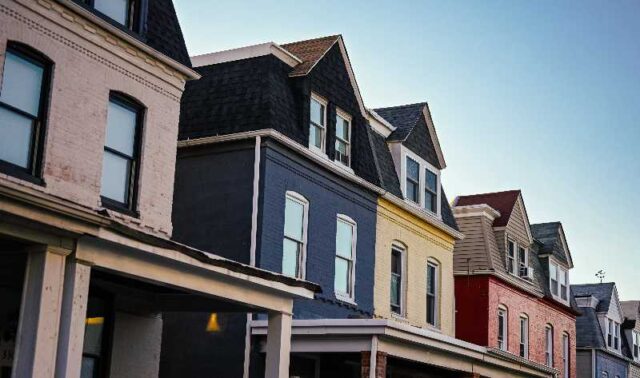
[531,222,574,268]
[281,35,341,76]
[454,190,521,228]
[572,283,616,313]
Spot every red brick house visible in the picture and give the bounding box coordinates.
[452,190,579,378]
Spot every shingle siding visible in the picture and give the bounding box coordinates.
[403,115,440,168]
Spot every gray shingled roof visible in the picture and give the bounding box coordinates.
[575,306,607,348]
[374,103,427,142]
[531,222,570,266]
[572,283,616,313]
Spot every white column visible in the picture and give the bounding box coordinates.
[13,245,70,378]
[264,312,292,378]
[55,259,91,378]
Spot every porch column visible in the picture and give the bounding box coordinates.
[264,312,292,378]
[13,245,70,378]
[55,259,91,378]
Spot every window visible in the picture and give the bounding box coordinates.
[519,315,529,359]
[100,94,143,211]
[560,269,568,300]
[405,156,420,203]
[506,240,516,275]
[390,245,404,315]
[550,263,559,296]
[545,325,554,367]
[497,306,508,351]
[426,261,438,327]
[282,192,308,278]
[607,318,613,347]
[518,246,528,276]
[549,261,569,301]
[82,0,141,30]
[614,322,620,350]
[335,110,351,167]
[309,95,326,152]
[562,333,570,378]
[0,43,51,181]
[424,168,438,213]
[334,215,356,300]
[633,331,639,360]
[81,288,113,378]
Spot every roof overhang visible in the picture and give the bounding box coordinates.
[367,108,397,137]
[191,42,302,68]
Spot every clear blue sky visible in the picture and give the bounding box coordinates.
[174,0,640,299]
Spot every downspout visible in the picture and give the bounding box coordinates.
[369,335,378,378]
[244,136,262,378]
[592,349,595,378]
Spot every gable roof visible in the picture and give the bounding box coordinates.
[454,190,521,227]
[531,222,574,268]
[572,283,616,313]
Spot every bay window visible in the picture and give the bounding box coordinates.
[334,215,356,300]
[335,110,351,167]
[426,261,438,327]
[309,94,326,152]
[282,192,308,278]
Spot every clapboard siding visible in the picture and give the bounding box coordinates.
[453,216,492,272]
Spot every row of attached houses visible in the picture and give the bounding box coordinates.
[0,1,637,378]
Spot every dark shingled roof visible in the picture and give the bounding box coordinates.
[531,222,570,266]
[572,283,616,313]
[281,35,340,76]
[454,190,521,227]
[146,0,191,67]
[368,128,403,198]
[575,306,607,348]
[374,103,427,142]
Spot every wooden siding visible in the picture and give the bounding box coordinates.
[453,216,491,273]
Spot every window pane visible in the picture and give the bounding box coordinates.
[310,98,324,125]
[282,238,300,277]
[284,198,304,241]
[334,257,349,294]
[425,169,437,191]
[80,357,97,378]
[105,101,137,156]
[390,275,400,306]
[424,191,436,212]
[309,124,323,149]
[407,180,419,203]
[0,52,44,116]
[406,157,419,180]
[391,250,401,274]
[427,265,436,295]
[336,220,353,258]
[0,107,33,168]
[100,151,130,203]
[336,115,349,140]
[94,0,129,25]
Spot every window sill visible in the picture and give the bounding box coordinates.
[333,160,354,174]
[308,145,328,159]
[335,293,357,306]
[402,199,442,219]
[0,161,45,187]
[100,197,139,218]
[391,312,407,322]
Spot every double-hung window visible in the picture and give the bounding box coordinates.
[518,246,528,277]
[550,263,559,296]
[559,269,568,300]
[405,157,420,204]
[633,331,639,361]
[0,44,51,181]
[497,306,508,351]
[390,246,404,315]
[426,261,438,327]
[506,241,516,275]
[309,95,326,152]
[519,315,529,358]
[545,325,554,367]
[100,94,143,212]
[614,322,620,350]
[335,110,351,167]
[562,333,570,378]
[82,0,141,31]
[549,261,569,301]
[424,168,438,213]
[282,192,308,278]
[607,319,614,347]
[334,215,356,300]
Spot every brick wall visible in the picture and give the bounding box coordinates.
[0,0,187,236]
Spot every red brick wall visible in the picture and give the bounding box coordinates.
[455,275,490,346]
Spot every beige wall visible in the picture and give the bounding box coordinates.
[374,198,456,336]
[0,0,189,237]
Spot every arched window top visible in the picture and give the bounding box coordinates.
[109,90,145,110]
[546,323,554,330]
[337,213,356,225]
[520,312,529,319]
[391,240,407,252]
[6,41,54,66]
[285,190,308,205]
[427,256,441,266]
[498,304,508,311]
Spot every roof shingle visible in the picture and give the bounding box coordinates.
[374,103,427,142]
[281,35,340,76]
[572,283,616,313]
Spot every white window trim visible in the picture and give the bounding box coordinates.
[398,146,441,217]
[309,93,328,155]
[498,305,508,351]
[545,324,554,367]
[284,191,309,279]
[519,314,529,359]
[334,108,352,168]
[426,260,439,328]
[391,243,407,318]
[562,332,570,378]
[549,258,570,305]
[633,330,640,361]
[334,214,357,303]
[506,239,517,275]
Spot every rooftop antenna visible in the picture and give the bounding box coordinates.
[595,270,605,283]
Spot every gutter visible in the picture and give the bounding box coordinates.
[178,129,464,240]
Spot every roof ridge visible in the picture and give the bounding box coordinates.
[373,102,428,111]
[456,189,521,199]
[280,34,341,47]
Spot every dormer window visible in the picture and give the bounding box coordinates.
[400,147,441,216]
[549,261,569,302]
[335,110,351,167]
[506,240,532,279]
[424,168,438,212]
[309,94,327,153]
[606,318,621,352]
[632,331,639,361]
[82,0,141,30]
[405,157,420,203]
[507,241,516,275]
[518,246,528,277]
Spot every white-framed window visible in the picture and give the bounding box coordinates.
[607,318,613,347]
[390,244,405,315]
[397,146,442,217]
[559,269,568,300]
[549,261,569,302]
[550,263,559,295]
[519,314,529,359]
[334,215,356,301]
[424,168,438,213]
[282,192,308,278]
[518,246,528,276]
[545,324,554,367]
[334,109,351,167]
[498,306,508,351]
[633,331,639,361]
[562,332,570,378]
[606,318,621,351]
[426,260,439,327]
[309,94,327,153]
[507,240,516,275]
[405,156,420,204]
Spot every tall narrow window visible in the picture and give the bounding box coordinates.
[614,322,620,350]
[390,246,404,315]
[334,215,356,300]
[0,44,51,180]
[309,95,326,152]
[100,94,143,211]
[560,269,568,300]
[335,110,351,167]
[545,325,554,367]
[633,331,639,361]
[405,157,420,203]
[497,306,508,351]
[607,318,613,348]
[519,315,529,358]
[562,333,570,378]
[424,168,438,213]
[282,192,308,278]
[426,261,438,327]
[518,247,528,277]
[506,240,516,275]
[550,263,559,296]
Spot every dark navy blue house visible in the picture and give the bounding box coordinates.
[160,36,383,378]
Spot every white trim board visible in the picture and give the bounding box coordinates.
[191,42,302,68]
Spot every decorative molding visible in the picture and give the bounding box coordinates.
[377,203,455,251]
[453,204,501,221]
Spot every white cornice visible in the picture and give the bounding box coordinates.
[178,130,464,240]
[367,108,396,138]
[191,42,302,68]
[453,204,500,221]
